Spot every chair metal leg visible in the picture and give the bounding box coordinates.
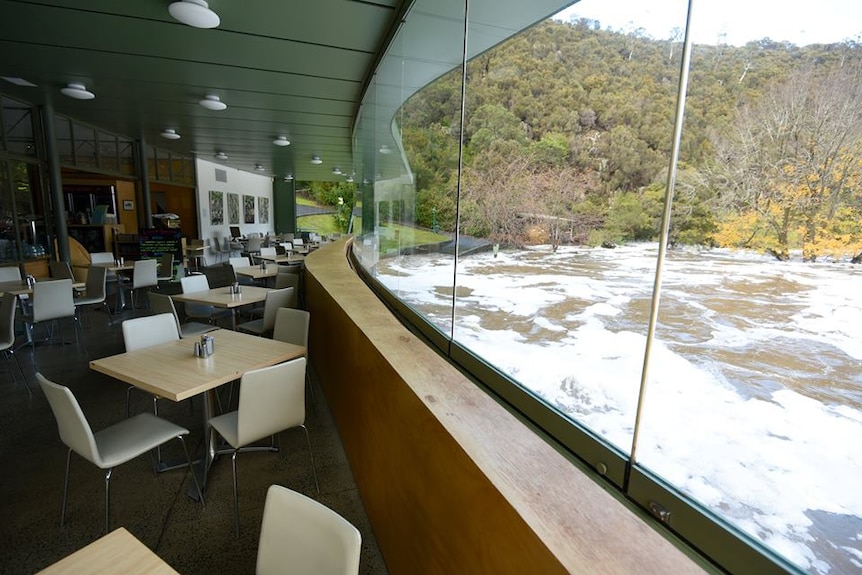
[231,450,240,537]
[178,435,205,507]
[60,448,72,527]
[104,468,113,534]
[301,424,320,494]
[306,373,318,415]
[4,349,30,395]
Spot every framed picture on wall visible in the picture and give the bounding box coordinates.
[243,194,255,224]
[227,193,240,225]
[209,190,224,225]
[122,200,134,211]
[259,197,269,224]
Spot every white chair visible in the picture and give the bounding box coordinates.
[49,260,74,280]
[180,274,231,325]
[74,265,111,326]
[208,357,318,536]
[157,252,175,283]
[257,485,361,575]
[236,287,295,337]
[122,313,180,417]
[149,292,217,339]
[245,235,262,258]
[0,266,22,281]
[228,237,243,258]
[228,256,251,269]
[22,279,80,365]
[273,307,316,412]
[259,246,277,258]
[211,235,224,264]
[274,272,300,308]
[38,373,203,533]
[127,259,158,311]
[0,293,29,395]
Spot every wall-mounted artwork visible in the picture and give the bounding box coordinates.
[259,197,269,224]
[227,193,240,225]
[243,194,255,224]
[209,190,224,225]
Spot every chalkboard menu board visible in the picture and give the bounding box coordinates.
[139,228,182,259]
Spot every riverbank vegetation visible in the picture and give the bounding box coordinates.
[398,18,862,262]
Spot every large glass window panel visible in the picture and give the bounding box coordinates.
[54,115,73,164]
[1,96,37,157]
[0,160,47,263]
[72,122,96,168]
[631,2,862,574]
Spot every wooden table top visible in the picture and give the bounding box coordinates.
[171,285,271,309]
[89,329,305,401]
[233,265,278,279]
[0,278,86,296]
[36,527,179,575]
[257,253,305,263]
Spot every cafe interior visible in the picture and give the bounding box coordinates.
[0,1,726,574]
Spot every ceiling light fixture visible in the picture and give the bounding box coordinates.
[160,128,181,140]
[215,151,228,160]
[60,82,95,100]
[168,0,220,29]
[310,155,322,165]
[332,167,342,175]
[346,175,354,183]
[284,174,294,182]
[199,94,227,111]
[254,163,265,172]
[2,76,37,87]
[272,135,290,147]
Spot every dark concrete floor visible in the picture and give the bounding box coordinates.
[0,290,388,574]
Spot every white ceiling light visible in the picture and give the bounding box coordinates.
[310,155,322,165]
[199,94,227,111]
[215,151,228,160]
[160,128,181,140]
[332,167,342,175]
[254,163,265,172]
[272,135,290,147]
[283,174,294,182]
[60,82,95,100]
[346,175,354,183]
[168,0,220,29]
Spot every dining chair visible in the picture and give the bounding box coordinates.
[179,274,232,325]
[127,259,158,312]
[74,265,111,327]
[157,252,175,283]
[49,260,74,280]
[244,235,262,258]
[256,485,361,575]
[236,287,295,337]
[149,292,217,339]
[228,237,243,258]
[0,266,21,281]
[272,307,316,413]
[22,279,81,367]
[274,272,300,308]
[122,313,180,417]
[208,357,318,536]
[37,372,203,533]
[0,292,29,395]
[211,235,224,264]
[259,246,277,258]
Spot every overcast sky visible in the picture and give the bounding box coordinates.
[553,0,862,46]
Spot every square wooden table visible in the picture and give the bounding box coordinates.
[90,329,306,492]
[233,264,278,281]
[36,527,179,574]
[172,285,271,329]
[257,253,305,264]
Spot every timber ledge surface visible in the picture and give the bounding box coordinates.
[304,239,709,575]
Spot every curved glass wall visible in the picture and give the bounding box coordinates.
[353,0,862,573]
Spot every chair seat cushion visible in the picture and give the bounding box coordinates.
[236,319,265,335]
[93,413,188,468]
[209,411,239,448]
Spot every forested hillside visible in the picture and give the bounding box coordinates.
[399,18,862,261]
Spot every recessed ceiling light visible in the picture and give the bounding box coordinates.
[272,136,290,147]
[332,167,342,175]
[168,0,220,28]
[160,128,181,140]
[254,163,265,172]
[60,82,95,100]
[2,76,37,87]
[310,155,322,165]
[199,94,227,111]
[378,144,392,154]
[283,174,294,182]
[215,151,228,160]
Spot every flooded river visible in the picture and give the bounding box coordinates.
[375,242,862,574]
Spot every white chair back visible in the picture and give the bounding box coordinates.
[49,261,74,280]
[32,279,74,322]
[89,252,115,265]
[0,293,17,350]
[257,484,361,575]
[0,266,22,281]
[260,287,295,333]
[245,236,262,253]
[272,308,310,348]
[236,357,306,446]
[133,259,158,289]
[122,313,179,351]
[78,265,107,303]
[148,293,183,333]
[228,256,251,269]
[259,246,277,257]
[38,373,101,466]
[181,274,210,293]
